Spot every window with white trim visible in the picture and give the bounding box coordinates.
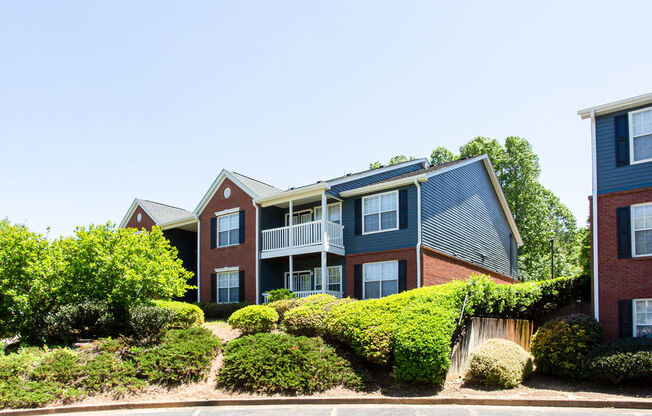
[315,266,342,292]
[362,190,398,234]
[217,213,239,247]
[630,107,652,163]
[284,271,312,292]
[363,260,398,299]
[634,299,652,337]
[633,203,652,256]
[314,203,342,225]
[217,271,239,303]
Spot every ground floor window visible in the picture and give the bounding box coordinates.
[284,271,312,292]
[217,271,239,303]
[314,266,342,292]
[363,260,398,299]
[634,298,652,337]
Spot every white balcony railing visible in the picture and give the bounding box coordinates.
[261,220,344,253]
[263,290,343,304]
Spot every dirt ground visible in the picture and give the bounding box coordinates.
[70,321,651,407]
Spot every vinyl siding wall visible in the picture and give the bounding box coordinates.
[421,161,517,278]
[342,184,418,254]
[330,163,424,194]
[596,104,652,194]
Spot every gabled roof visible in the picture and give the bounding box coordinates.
[577,92,652,119]
[194,169,282,215]
[118,198,194,228]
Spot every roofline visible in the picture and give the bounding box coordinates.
[118,198,158,229]
[339,175,427,197]
[577,92,652,119]
[327,158,428,186]
[254,182,330,207]
[194,169,261,215]
[158,216,197,230]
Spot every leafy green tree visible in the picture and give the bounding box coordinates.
[430,147,457,165]
[577,222,591,277]
[370,155,416,169]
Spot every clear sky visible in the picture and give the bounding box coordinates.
[1,1,651,237]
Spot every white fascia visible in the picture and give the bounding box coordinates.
[338,175,427,198]
[194,170,259,215]
[577,92,652,119]
[327,158,429,187]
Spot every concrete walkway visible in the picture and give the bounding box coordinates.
[49,405,652,416]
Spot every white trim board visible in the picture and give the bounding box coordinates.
[118,199,158,229]
[578,92,652,119]
[195,170,260,215]
[214,266,240,273]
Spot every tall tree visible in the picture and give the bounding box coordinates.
[430,147,457,165]
[370,155,415,169]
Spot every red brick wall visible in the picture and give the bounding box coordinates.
[421,246,516,285]
[344,248,417,297]
[124,206,156,231]
[198,178,257,304]
[596,187,652,340]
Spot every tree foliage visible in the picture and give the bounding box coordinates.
[370,154,416,169]
[0,220,193,339]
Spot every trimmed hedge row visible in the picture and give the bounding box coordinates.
[585,337,652,384]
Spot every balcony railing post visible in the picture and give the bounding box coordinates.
[288,200,293,248]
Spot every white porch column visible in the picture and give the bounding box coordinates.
[288,199,293,248]
[321,191,328,293]
[289,255,294,291]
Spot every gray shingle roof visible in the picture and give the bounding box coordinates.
[138,199,193,224]
[372,155,486,184]
[230,172,282,197]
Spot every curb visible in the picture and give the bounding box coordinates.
[2,397,652,415]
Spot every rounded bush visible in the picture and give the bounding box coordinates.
[266,289,296,303]
[218,332,363,394]
[284,294,347,336]
[151,300,204,328]
[267,298,300,321]
[227,305,278,334]
[465,339,533,389]
[128,304,177,341]
[531,314,603,380]
[585,337,652,384]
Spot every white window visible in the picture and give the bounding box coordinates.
[630,107,652,164]
[362,190,398,234]
[632,203,652,257]
[217,213,239,247]
[284,271,312,292]
[314,203,342,225]
[217,271,239,303]
[284,210,312,226]
[634,299,652,337]
[315,266,342,293]
[363,260,398,299]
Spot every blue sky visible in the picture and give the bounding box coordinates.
[1,1,651,237]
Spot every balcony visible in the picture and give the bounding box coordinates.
[261,220,344,258]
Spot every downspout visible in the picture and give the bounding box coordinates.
[253,199,260,305]
[414,178,422,288]
[195,213,201,303]
[590,109,599,321]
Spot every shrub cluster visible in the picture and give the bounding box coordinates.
[284,294,351,336]
[128,304,177,341]
[266,289,296,303]
[196,302,246,321]
[585,337,652,385]
[267,298,300,321]
[465,339,533,389]
[531,314,603,380]
[228,305,278,334]
[151,300,204,328]
[218,332,363,394]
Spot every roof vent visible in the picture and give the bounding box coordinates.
[316,180,322,183]
[289,187,295,190]
[346,173,352,176]
[459,156,468,160]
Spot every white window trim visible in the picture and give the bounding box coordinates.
[215,207,240,217]
[631,202,652,258]
[217,212,240,247]
[362,260,399,300]
[629,106,652,165]
[633,298,652,337]
[284,209,313,226]
[283,270,313,291]
[362,190,399,235]
[314,202,342,224]
[314,265,343,292]
[216,269,239,304]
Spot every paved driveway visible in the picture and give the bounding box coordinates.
[52,405,652,416]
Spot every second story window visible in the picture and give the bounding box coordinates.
[362,190,398,234]
[633,202,652,256]
[314,203,342,224]
[218,213,239,247]
[630,107,652,164]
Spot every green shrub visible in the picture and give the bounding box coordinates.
[81,352,144,394]
[218,332,363,394]
[266,289,296,302]
[268,298,300,321]
[228,305,278,334]
[151,300,204,328]
[531,314,603,380]
[284,294,349,336]
[134,327,221,385]
[585,338,652,384]
[35,300,118,344]
[465,339,533,389]
[196,302,246,320]
[128,304,177,341]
